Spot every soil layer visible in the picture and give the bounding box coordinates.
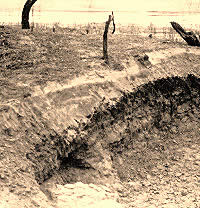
[0,25,200,207]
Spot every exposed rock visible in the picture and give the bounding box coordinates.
[1,74,200,207]
[149,34,153,38]
[133,53,152,68]
[49,182,123,208]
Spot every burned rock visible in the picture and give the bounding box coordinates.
[134,53,151,68]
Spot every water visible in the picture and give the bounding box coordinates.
[1,10,200,29]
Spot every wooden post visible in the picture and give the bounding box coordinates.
[103,12,115,64]
[53,26,55,32]
[170,21,200,46]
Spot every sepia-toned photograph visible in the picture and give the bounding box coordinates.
[0,0,200,207]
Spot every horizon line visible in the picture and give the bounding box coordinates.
[0,8,199,14]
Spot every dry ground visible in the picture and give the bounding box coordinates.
[0,24,200,207]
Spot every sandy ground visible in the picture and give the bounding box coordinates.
[0,25,200,207]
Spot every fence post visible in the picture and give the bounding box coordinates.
[103,12,115,64]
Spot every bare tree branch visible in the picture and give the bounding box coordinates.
[22,0,37,29]
[170,21,200,46]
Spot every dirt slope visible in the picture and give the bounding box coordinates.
[0,25,200,207]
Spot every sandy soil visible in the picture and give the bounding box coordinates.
[0,24,200,207]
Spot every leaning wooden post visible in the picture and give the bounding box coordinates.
[170,21,200,46]
[103,12,115,64]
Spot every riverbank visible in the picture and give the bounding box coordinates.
[0,24,200,207]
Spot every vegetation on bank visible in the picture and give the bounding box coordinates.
[0,18,200,208]
[0,21,199,103]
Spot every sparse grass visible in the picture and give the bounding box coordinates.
[3,20,199,44]
[1,21,199,86]
[1,19,200,208]
[148,22,157,35]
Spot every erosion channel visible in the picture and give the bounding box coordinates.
[0,27,200,207]
[1,73,200,207]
